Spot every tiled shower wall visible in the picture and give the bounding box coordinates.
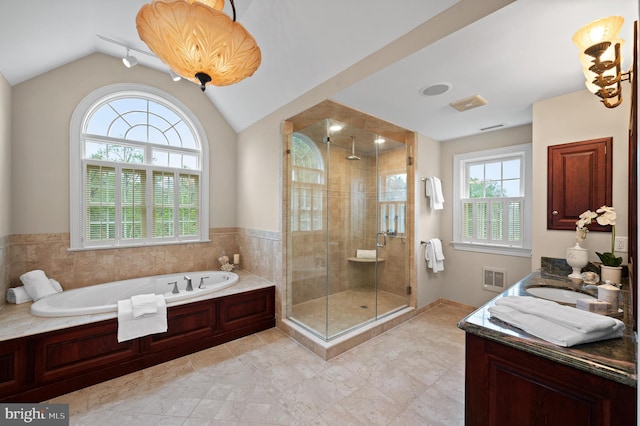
[289,144,409,306]
[3,229,282,311]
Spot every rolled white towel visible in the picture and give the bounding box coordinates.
[356,249,376,259]
[20,270,57,301]
[7,286,32,304]
[6,279,63,304]
[49,278,63,293]
[131,294,159,318]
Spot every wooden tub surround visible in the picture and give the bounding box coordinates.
[0,271,275,402]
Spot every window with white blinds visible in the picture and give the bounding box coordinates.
[290,133,324,232]
[70,85,209,249]
[452,144,531,257]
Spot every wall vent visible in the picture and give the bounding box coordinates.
[483,267,506,293]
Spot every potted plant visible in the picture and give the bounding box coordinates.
[576,206,623,283]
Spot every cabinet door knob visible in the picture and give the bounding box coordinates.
[552,210,558,216]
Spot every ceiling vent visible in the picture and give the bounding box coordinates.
[450,95,487,112]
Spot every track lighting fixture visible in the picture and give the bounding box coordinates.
[169,70,182,82]
[122,49,138,68]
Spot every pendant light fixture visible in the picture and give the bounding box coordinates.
[136,0,261,92]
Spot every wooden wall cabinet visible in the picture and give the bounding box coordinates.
[0,286,275,402]
[547,137,612,230]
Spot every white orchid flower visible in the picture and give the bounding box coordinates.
[595,206,616,226]
[575,210,597,228]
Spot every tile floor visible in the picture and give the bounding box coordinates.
[48,303,473,426]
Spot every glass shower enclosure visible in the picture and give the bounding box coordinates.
[284,113,411,340]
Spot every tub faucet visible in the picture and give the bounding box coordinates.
[199,276,209,289]
[184,276,193,292]
[168,281,179,294]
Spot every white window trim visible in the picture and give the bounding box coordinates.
[69,83,210,250]
[452,143,532,258]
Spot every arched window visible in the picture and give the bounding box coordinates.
[70,84,209,249]
[291,133,324,231]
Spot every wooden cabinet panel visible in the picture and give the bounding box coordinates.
[33,320,140,383]
[547,138,612,230]
[218,287,275,331]
[465,333,636,425]
[146,302,215,353]
[0,340,27,396]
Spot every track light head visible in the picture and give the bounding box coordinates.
[169,70,182,82]
[122,49,138,68]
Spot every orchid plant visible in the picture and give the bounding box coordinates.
[575,206,622,267]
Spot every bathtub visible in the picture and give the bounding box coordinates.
[30,271,239,317]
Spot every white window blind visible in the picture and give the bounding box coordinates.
[461,197,523,246]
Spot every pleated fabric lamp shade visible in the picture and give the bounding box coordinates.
[136,0,261,91]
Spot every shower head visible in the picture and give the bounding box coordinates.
[346,136,361,161]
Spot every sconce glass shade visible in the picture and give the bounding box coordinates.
[136,0,261,91]
[572,16,624,53]
[572,16,628,108]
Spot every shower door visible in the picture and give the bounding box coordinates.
[286,118,409,340]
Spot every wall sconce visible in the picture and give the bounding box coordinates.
[573,16,631,108]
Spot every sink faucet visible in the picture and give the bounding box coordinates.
[168,281,179,294]
[184,276,193,292]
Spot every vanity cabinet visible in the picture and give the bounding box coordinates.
[465,333,636,425]
[0,286,275,402]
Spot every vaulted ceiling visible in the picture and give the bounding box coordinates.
[0,0,637,141]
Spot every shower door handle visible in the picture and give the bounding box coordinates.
[376,232,387,247]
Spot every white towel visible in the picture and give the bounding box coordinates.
[131,293,159,318]
[7,279,63,304]
[356,249,376,259]
[20,270,58,301]
[117,295,167,342]
[495,296,617,334]
[425,238,445,273]
[7,286,32,304]
[489,296,625,347]
[425,177,444,210]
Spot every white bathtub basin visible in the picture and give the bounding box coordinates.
[525,287,595,304]
[31,271,239,317]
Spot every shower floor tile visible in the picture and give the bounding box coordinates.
[289,287,408,338]
[48,303,473,425]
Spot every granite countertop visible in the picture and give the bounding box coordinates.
[458,270,637,387]
[0,270,274,342]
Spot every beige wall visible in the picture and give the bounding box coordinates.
[11,53,238,234]
[438,125,534,308]
[0,72,10,237]
[0,72,11,303]
[532,88,630,268]
[414,133,443,307]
